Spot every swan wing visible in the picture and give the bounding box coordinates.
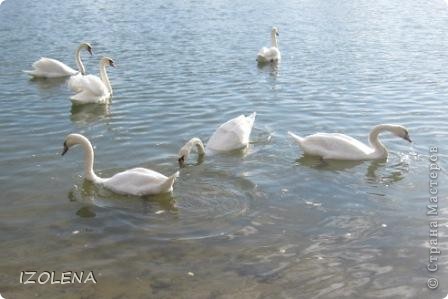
[207,113,256,151]
[71,74,109,97]
[301,133,373,160]
[24,57,78,77]
[257,47,280,62]
[67,73,85,92]
[102,168,171,196]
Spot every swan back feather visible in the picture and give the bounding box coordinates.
[206,112,256,152]
[24,57,78,78]
[103,169,179,196]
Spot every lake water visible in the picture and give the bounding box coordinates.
[1,0,448,298]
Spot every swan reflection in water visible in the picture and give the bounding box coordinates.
[68,179,177,217]
[70,103,111,124]
[257,61,279,77]
[29,76,69,90]
[295,152,408,186]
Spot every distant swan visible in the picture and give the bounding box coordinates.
[62,134,178,196]
[288,124,412,160]
[69,57,114,104]
[178,112,256,164]
[257,27,281,63]
[24,43,92,78]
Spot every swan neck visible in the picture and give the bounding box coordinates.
[186,138,205,155]
[271,33,278,48]
[368,125,388,157]
[99,61,112,95]
[79,137,101,183]
[75,45,86,75]
[192,138,206,155]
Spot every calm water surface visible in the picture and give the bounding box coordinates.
[1,0,448,298]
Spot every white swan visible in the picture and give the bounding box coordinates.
[178,112,256,164]
[69,57,114,104]
[62,134,178,196]
[257,27,281,63]
[24,43,92,78]
[288,124,412,160]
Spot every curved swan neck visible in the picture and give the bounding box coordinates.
[99,60,112,95]
[271,31,278,48]
[75,135,101,183]
[368,125,390,158]
[185,137,206,156]
[75,45,86,75]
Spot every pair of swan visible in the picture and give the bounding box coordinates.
[62,134,178,196]
[68,56,114,104]
[288,124,412,160]
[62,113,256,196]
[257,27,281,63]
[24,43,93,78]
[24,43,114,104]
[178,112,256,165]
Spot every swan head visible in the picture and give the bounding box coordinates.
[177,152,187,166]
[101,57,115,68]
[61,133,87,156]
[178,144,192,166]
[391,125,412,143]
[81,43,93,55]
[272,27,279,37]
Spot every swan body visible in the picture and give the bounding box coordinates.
[288,124,412,160]
[62,134,178,196]
[24,43,92,78]
[69,57,114,104]
[257,27,281,63]
[206,112,256,152]
[177,113,256,164]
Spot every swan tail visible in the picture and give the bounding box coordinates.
[23,70,38,77]
[288,131,304,145]
[246,112,256,128]
[160,171,179,192]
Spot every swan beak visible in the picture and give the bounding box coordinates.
[61,142,69,156]
[87,48,93,56]
[404,135,412,143]
[110,61,115,67]
[276,32,279,36]
[178,156,185,167]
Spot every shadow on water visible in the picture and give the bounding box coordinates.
[28,76,69,90]
[257,61,279,77]
[365,153,409,186]
[68,179,177,216]
[295,153,408,185]
[295,155,364,171]
[70,103,111,124]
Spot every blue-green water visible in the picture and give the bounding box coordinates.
[1,0,448,298]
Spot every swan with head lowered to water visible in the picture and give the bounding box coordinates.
[177,112,256,165]
[288,124,412,160]
[61,134,179,196]
[69,57,114,104]
[24,43,92,78]
[257,27,281,64]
